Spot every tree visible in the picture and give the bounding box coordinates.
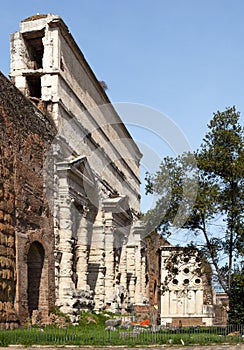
[228,268,244,324]
[145,107,244,302]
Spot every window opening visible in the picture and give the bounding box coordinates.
[26,76,41,98]
[24,30,44,69]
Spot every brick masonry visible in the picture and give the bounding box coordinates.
[145,231,170,323]
[0,71,56,327]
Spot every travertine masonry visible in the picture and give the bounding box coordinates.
[9,14,148,322]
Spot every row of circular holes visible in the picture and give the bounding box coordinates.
[172,278,201,285]
[172,267,201,285]
[166,256,202,285]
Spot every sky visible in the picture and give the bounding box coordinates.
[1,1,244,223]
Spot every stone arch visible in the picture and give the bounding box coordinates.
[27,241,45,317]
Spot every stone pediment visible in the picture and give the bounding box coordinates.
[103,195,128,212]
[103,195,133,224]
[57,156,97,207]
[69,156,95,188]
[57,155,95,188]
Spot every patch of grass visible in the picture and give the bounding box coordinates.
[0,332,9,347]
[0,324,244,347]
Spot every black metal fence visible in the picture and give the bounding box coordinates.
[0,324,244,347]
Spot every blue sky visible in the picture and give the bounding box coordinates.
[1,1,244,217]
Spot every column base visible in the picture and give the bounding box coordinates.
[57,285,95,323]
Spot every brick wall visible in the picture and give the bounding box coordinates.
[145,232,170,324]
[0,72,56,326]
[0,98,18,329]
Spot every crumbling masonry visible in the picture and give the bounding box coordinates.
[0,71,56,327]
[0,14,148,325]
[0,14,216,328]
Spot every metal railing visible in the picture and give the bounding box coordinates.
[0,324,244,347]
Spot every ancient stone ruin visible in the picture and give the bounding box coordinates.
[0,14,148,326]
[0,14,218,328]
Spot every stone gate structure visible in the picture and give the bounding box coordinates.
[0,13,148,326]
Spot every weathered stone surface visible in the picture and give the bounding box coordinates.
[2,14,219,329]
[105,318,122,327]
[5,13,149,324]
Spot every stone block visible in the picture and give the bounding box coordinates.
[105,318,122,327]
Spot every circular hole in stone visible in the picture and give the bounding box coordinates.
[195,278,201,284]
[172,279,178,285]
[183,279,189,285]
[183,268,190,274]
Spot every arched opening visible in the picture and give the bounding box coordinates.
[27,241,45,317]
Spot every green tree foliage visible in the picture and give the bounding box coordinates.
[227,269,244,324]
[145,107,244,302]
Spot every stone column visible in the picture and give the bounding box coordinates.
[126,245,135,302]
[87,212,105,310]
[133,224,146,304]
[94,266,105,308]
[57,195,74,307]
[76,206,89,290]
[119,238,127,288]
[104,215,115,307]
[55,163,76,313]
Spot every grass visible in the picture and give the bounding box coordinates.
[0,324,244,347]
